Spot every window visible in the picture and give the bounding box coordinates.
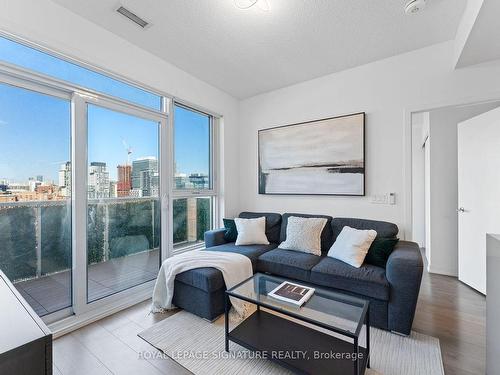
[0,34,220,327]
[174,104,212,189]
[0,36,161,110]
[173,104,216,251]
[86,105,161,302]
[0,82,72,317]
[173,197,214,250]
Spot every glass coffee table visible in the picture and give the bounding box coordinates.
[225,273,370,375]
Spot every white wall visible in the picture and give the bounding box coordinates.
[0,0,241,218]
[238,41,500,237]
[426,102,500,276]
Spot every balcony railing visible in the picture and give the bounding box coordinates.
[0,196,211,316]
[0,198,160,316]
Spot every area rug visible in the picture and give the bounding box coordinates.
[138,310,444,375]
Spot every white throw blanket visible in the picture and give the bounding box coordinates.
[151,250,253,318]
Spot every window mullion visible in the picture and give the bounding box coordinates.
[160,98,171,261]
[71,93,88,315]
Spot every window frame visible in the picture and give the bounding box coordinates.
[0,31,163,111]
[171,101,219,253]
[0,76,73,321]
[0,33,222,333]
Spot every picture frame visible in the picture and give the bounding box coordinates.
[258,112,365,196]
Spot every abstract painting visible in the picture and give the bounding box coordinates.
[258,112,365,195]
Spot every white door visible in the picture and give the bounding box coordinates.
[458,106,500,294]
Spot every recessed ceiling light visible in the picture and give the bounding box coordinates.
[234,0,270,11]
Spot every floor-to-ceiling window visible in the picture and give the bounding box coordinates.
[0,34,219,327]
[172,104,217,252]
[0,81,72,317]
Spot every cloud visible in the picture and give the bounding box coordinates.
[0,119,7,126]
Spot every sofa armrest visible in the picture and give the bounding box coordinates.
[204,228,228,248]
[385,240,423,335]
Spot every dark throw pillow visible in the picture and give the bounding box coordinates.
[365,238,399,268]
[223,218,238,242]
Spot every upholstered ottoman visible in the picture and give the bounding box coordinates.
[171,242,277,320]
[171,212,282,320]
[172,267,226,321]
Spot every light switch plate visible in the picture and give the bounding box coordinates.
[371,193,396,205]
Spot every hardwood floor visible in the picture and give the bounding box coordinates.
[53,269,486,375]
[413,271,485,375]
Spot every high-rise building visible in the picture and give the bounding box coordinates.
[36,175,43,182]
[109,181,118,198]
[175,173,188,189]
[132,157,158,197]
[88,162,109,199]
[189,173,209,189]
[117,164,132,197]
[58,162,71,197]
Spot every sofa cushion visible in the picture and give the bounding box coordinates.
[206,242,278,269]
[365,237,399,268]
[280,213,334,253]
[327,226,377,268]
[310,257,390,301]
[257,248,322,282]
[332,218,398,242]
[239,212,282,244]
[234,217,270,245]
[278,216,328,256]
[223,218,238,242]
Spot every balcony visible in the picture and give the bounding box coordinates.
[0,196,212,317]
[0,198,160,316]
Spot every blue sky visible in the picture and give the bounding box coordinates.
[0,36,210,183]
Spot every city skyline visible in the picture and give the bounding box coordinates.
[0,83,211,183]
[0,154,209,202]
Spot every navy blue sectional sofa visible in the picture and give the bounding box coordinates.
[172,212,423,335]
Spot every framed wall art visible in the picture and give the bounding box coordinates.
[258,112,365,196]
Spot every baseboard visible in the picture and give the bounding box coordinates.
[427,265,458,277]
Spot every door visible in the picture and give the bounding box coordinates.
[458,106,500,294]
[85,102,163,304]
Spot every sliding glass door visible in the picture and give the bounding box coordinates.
[86,104,161,302]
[0,81,72,317]
[0,34,219,328]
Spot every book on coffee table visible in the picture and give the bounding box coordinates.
[268,281,315,306]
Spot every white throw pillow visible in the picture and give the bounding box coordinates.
[278,216,327,256]
[234,217,270,246]
[327,226,377,268]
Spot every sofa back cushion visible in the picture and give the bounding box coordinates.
[239,212,282,244]
[280,213,333,253]
[331,218,398,242]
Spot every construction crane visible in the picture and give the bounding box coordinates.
[122,139,133,166]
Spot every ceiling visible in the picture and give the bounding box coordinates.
[455,0,500,68]
[52,0,467,99]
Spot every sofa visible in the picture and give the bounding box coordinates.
[172,211,423,335]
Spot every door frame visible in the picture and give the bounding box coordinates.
[0,61,171,334]
[403,91,500,242]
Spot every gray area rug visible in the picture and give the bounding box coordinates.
[139,310,444,375]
